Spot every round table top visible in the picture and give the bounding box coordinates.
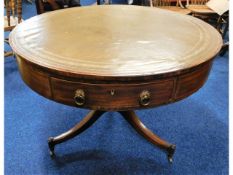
[10,5,222,80]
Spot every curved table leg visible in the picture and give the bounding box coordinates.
[119,111,176,163]
[48,110,105,157]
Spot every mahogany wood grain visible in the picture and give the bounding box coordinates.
[175,60,212,100]
[16,57,52,99]
[48,110,105,156]
[51,77,174,110]
[16,54,213,111]
[119,111,176,162]
[9,5,223,162]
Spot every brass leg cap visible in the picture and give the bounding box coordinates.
[48,137,55,157]
[167,144,176,164]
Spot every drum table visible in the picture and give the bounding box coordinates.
[10,5,222,163]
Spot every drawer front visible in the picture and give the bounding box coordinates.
[51,78,175,110]
[175,61,212,99]
[17,56,52,99]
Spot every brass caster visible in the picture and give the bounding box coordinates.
[167,144,176,164]
[48,137,55,157]
[168,155,173,163]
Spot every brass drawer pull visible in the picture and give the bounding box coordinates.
[74,89,85,106]
[139,90,150,106]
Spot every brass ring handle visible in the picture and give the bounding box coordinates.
[139,90,151,106]
[74,89,85,106]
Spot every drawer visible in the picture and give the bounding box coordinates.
[17,56,52,99]
[175,61,212,99]
[51,77,175,111]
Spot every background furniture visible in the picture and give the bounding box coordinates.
[186,0,211,13]
[216,11,228,37]
[150,0,191,15]
[4,0,22,57]
[35,0,81,14]
[186,0,219,23]
[186,0,229,56]
[217,11,229,56]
